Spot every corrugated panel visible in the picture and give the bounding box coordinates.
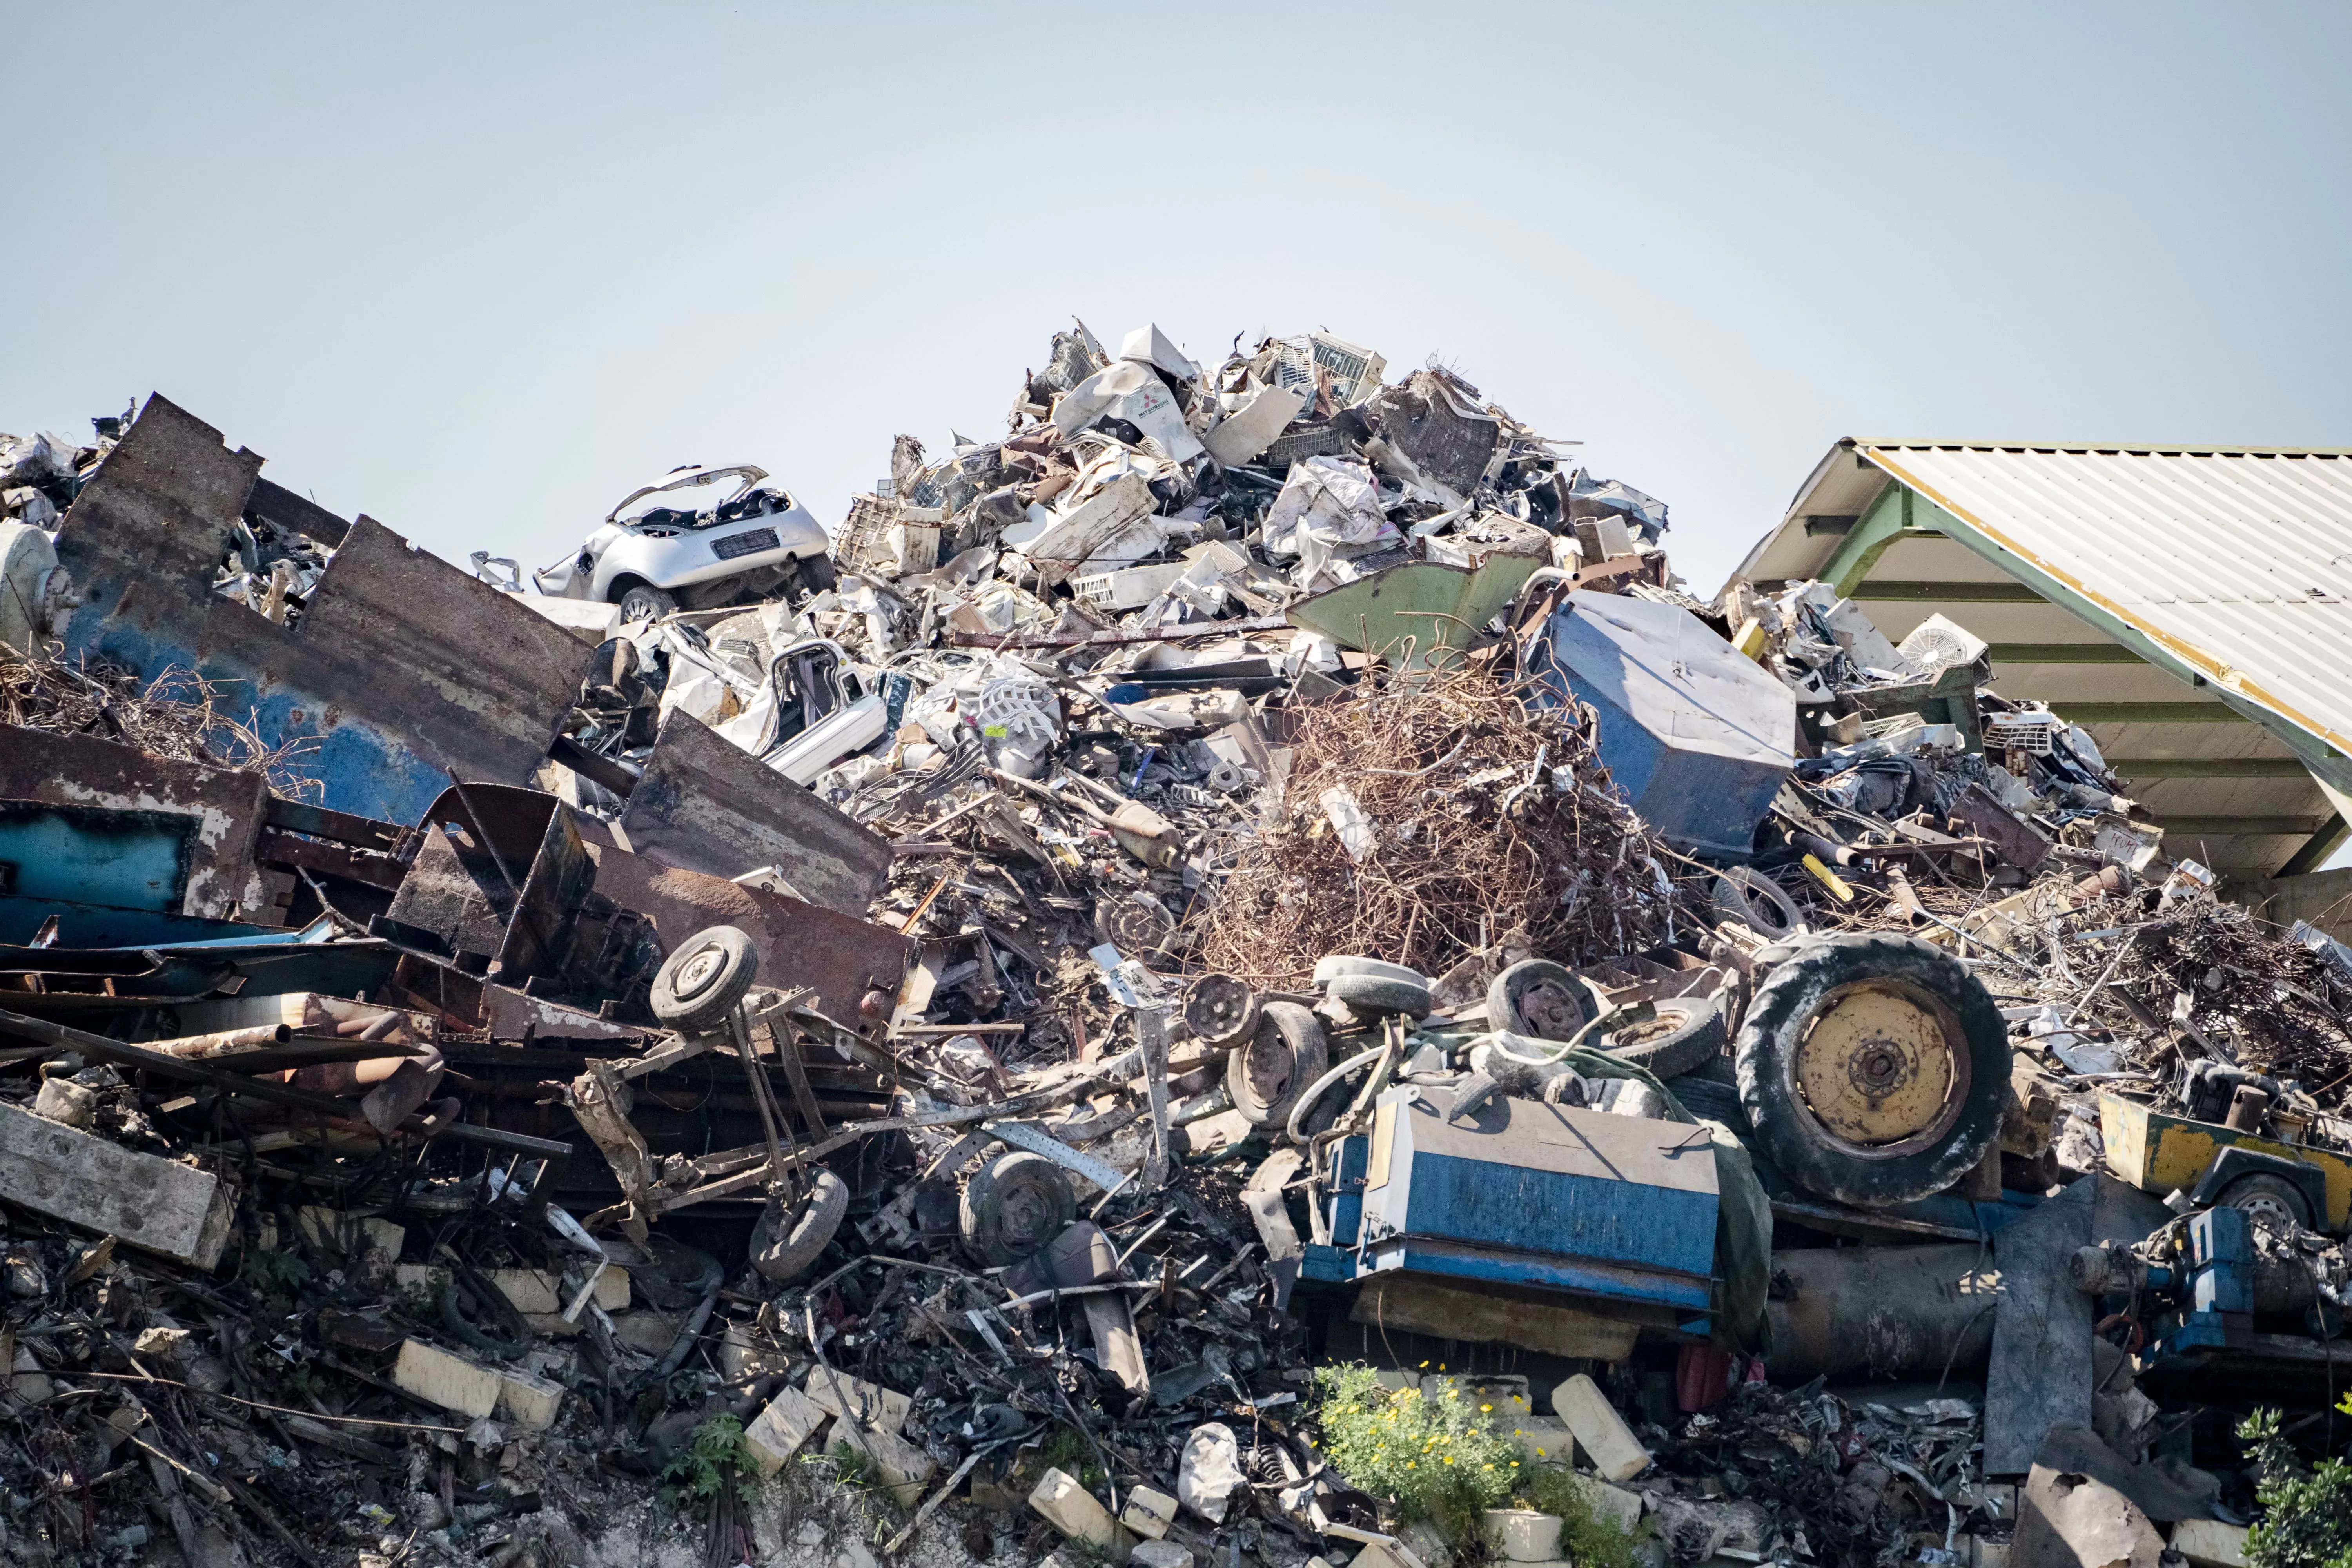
[1857,445,2352,757]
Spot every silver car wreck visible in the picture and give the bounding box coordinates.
[534,463,834,622]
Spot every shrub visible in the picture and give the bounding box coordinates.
[1518,1462,1646,1568]
[2241,1405,2352,1568]
[1312,1364,1522,1543]
[661,1414,757,1506]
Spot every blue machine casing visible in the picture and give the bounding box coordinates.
[1523,592,1795,859]
[1344,1084,1720,1327]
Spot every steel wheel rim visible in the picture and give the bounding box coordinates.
[1784,978,1971,1159]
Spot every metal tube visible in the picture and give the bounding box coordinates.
[1765,1244,2001,1380]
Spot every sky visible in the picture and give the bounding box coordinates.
[7,2,2348,598]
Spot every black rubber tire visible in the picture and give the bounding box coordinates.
[1326,972,1432,1020]
[751,1169,849,1281]
[2218,1172,2313,1235]
[635,1238,725,1311]
[650,926,760,1033]
[1487,960,1595,1041]
[1668,1075,1750,1132]
[1313,956,1424,988]
[438,1272,531,1358]
[1734,932,2011,1209]
[795,554,838,596]
[1600,996,1727,1081]
[1227,1001,1330,1129]
[1713,867,1804,942]
[960,1152,1076,1266]
[615,581,679,624]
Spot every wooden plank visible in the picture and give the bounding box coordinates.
[1350,1273,1638,1361]
[1986,1176,2094,1475]
[0,1100,232,1267]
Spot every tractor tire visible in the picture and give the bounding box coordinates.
[1487,959,1595,1041]
[751,1169,849,1282]
[1600,995,1727,1082]
[1735,933,2010,1208]
[1227,1001,1329,1130]
[650,926,760,1033]
[960,1152,1076,1267]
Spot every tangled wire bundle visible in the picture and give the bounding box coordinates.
[2,652,322,798]
[1197,670,1683,982]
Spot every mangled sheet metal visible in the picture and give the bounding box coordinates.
[617,710,891,915]
[54,396,591,824]
[0,724,278,928]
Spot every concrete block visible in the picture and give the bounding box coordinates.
[2172,1520,2250,1568]
[834,1414,936,1507]
[1485,1509,1563,1563]
[719,1321,795,1384]
[1971,1539,2010,1568]
[1552,1373,1650,1481]
[0,1100,233,1269]
[612,1309,684,1356]
[483,1267,626,1315]
[494,1366,564,1432]
[392,1339,499,1420]
[1030,1466,1120,1548]
[1120,1484,1178,1540]
[1504,1418,1576,1465]
[743,1385,829,1476]
[1130,1541,1194,1568]
[1565,1474,1643,1535]
[33,1077,96,1127]
[803,1365,911,1436]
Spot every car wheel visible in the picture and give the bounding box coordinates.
[750,1169,850,1281]
[1487,959,1595,1041]
[960,1152,1076,1266]
[1735,933,2011,1208]
[2218,1172,2313,1234]
[616,582,679,624]
[1312,955,1425,988]
[1601,995,1727,1081]
[1227,1001,1329,1130]
[1182,973,1259,1049]
[795,554,838,596]
[650,925,760,1033]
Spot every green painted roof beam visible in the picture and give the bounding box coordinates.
[2278,816,2350,878]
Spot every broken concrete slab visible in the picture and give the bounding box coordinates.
[1119,1484,1179,1541]
[392,1339,501,1421]
[0,1100,233,1269]
[1029,1466,1122,1549]
[2171,1519,2250,1568]
[1552,1373,1650,1482]
[802,1365,911,1436]
[743,1384,829,1476]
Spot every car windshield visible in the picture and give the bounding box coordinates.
[611,468,764,526]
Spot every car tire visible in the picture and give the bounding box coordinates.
[2218,1172,2313,1234]
[1487,959,1595,1041]
[960,1152,1076,1266]
[1600,995,1727,1081]
[750,1169,850,1281]
[1312,955,1425,989]
[1735,933,2011,1208]
[1713,867,1805,942]
[1326,972,1432,1020]
[650,926,760,1033]
[795,554,838,596]
[1228,1001,1329,1130]
[616,582,679,624]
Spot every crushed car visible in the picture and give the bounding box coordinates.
[532,461,836,621]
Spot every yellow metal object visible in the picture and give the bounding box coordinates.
[1795,986,1954,1145]
[1801,853,1855,903]
[1732,617,1769,661]
[2097,1092,2352,1228]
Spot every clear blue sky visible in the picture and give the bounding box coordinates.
[9,2,2347,596]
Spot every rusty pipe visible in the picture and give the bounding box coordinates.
[1884,866,1929,927]
[145,1024,293,1057]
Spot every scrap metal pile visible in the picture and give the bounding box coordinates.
[0,325,2342,1568]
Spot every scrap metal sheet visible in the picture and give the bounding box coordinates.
[55,396,592,825]
[620,710,891,915]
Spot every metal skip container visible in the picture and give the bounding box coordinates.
[1523,591,1797,859]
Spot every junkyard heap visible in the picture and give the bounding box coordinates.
[0,321,2346,1568]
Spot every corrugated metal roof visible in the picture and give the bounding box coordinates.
[1853,444,2352,758]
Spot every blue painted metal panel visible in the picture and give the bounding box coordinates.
[0,805,196,913]
[1301,1243,1355,1283]
[1523,592,1795,858]
[1366,1238,1713,1313]
[1330,1134,1367,1247]
[1393,1150,1716,1280]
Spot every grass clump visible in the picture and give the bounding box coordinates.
[1518,1463,1646,1568]
[2241,1403,2352,1568]
[661,1414,757,1506]
[1312,1363,1521,1543]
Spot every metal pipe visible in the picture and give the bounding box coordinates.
[1764,1245,2001,1380]
[144,1024,292,1056]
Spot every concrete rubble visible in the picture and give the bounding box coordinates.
[0,324,2344,1568]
